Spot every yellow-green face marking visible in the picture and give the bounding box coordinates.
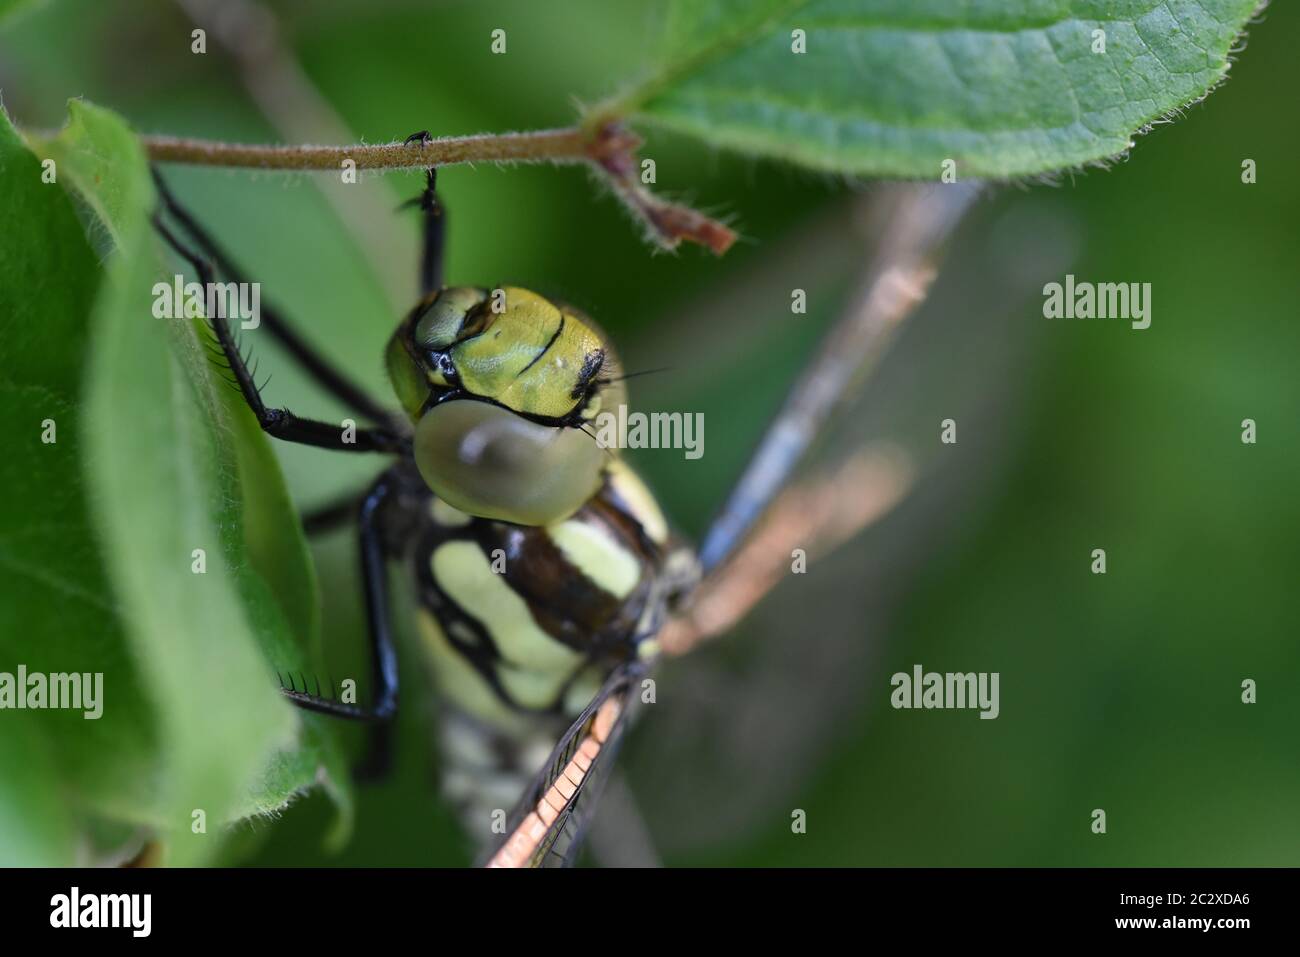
[387,286,623,422]
[386,286,627,526]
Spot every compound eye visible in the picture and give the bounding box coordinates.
[414,287,488,350]
[413,400,605,526]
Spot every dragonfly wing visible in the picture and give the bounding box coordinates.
[483,662,642,868]
[621,190,1078,859]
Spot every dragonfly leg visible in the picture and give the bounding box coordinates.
[151,168,399,428]
[153,214,407,454]
[278,474,400,727]
[399,134,446,297]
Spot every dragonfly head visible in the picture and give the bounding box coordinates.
[386,286,626,526]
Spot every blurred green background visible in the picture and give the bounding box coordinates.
[1,0,1295,866]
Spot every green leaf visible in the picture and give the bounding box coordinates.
[0,713,76,865]
[620,0,1260,177]
[0,101,161,859]
[6,99,350,862]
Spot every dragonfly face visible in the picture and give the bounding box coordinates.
[386,285,629,526]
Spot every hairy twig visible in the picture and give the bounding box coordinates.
[589,127,737,255]
[142,119,736,254]
[141,126,596,171]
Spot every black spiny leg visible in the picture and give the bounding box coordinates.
[281,474,400,730]
[417,168,446,297]
[153,217,407,454]
[402,133,446,297]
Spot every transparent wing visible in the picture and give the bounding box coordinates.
[483,663,642,868]
[614,187,1081,860]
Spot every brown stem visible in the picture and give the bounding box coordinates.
[662,183,981,656]
[660,448,914,657]
[142,126,596,171]
[141,121,736,254]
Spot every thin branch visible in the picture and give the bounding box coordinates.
[695,182,980,572]
[660,447,914,657]
[142,119,736,254]
[590,131,737,255]
[662,183,981,655]
[142,125,595,171]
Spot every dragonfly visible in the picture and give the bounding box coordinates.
[150,152,976,867]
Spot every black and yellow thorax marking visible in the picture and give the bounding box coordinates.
[410,460,695,730]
